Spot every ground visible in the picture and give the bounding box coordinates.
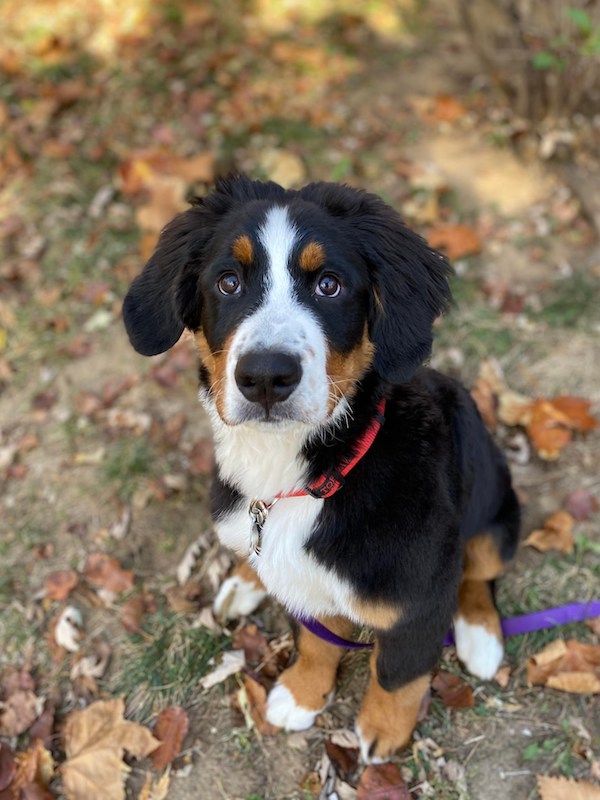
[0,2,599,799]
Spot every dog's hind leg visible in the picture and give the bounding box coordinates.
[213,560,267,620]
[454,533,507,680]
[266,616,353,731]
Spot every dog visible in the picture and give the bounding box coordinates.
[123,174,520,762]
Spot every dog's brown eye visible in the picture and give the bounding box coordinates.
[218,272,241,295]
[315,274,341,298]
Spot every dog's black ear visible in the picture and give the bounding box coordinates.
[123,207,210,356]
[359,198,452,384]
[300,183,452,384]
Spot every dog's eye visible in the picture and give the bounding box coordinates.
[315,274,341,298]
[218,272,241,296]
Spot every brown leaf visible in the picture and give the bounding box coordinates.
[427,94,468,123]
[100,375,138,407]
[550,397,598,432]
[150,706,189,770]
[565,490,599,521]
[527,400,573,461]
[232,624,270,667]
[428,224,481,260]
[149,362,178,389]
[325,739,360,786]
[84,553,134,595]
[528,639,600,693]
[238,674,278,735]
[357,762,411,799]
[537,774,600,800]
[470,378,497,428]
[2,668,35,695]
[187,439,213,476]
[61,698,159,800]
[0,743,15,792]
[44,570,79,601]
[31,389,58,411]
[0,689,39,737]
[28,701,56,745]
[120,595,145,633]
[432,670,475,708]
[524,511,575,554]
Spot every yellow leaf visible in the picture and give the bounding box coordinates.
[523,511,575,554]
[546,671,600,694]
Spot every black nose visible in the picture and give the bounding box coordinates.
[235,351,302,411]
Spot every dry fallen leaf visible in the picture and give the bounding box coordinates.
[54,606,84,652]
[199,650,245,690]
[537,774,600,800]
[0,742,15,792]
[0,688,40,737]
[426,94,468,123]
[150,707,189,770]
[565,489,599,522]
[11,739,54,799]
[432,670,475,708]
[528,639,600,693]
[523,511,575,554]
[357,762,411,800]
[235,674,278,736]
[137,769,170,800]
[84,553,134,597]
[61,697,159,800]
[428,224,481,260]
[44,570,78,602]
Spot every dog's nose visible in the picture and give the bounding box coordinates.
[235,351,302,410]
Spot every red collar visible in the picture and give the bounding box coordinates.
[277,397,387,501]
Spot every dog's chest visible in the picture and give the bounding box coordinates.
[215,496,355,619]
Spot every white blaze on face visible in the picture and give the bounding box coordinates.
[223,206,330,424]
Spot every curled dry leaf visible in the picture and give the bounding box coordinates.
[84,553,134,596]
[537,774,600,800]
[357,762,411,800]
[54,606,84,652]
[12,739,54,798]
[325,738,360,787]
[44,570,78,602]
[528,639,600,693]
[137,769,170,800]
[150,706,189,770]
[61,697,159,800]
[0,742,16,792]
[199,650,245,690]
[428,223,482,260]
[431,670,475,708]
[0,688,40,737]
[235,674,278,736]
[523,511,575,554]
[70,640,112,681]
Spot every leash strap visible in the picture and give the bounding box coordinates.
[297,600,600,651]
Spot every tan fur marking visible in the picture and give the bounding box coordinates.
[462,533,505,581]
[457,578,502,638]
[327,327,375,411]
[230,560,266,592]
[358,647,430,760]
[350,599,401,631]
[298,241,325,272]
[232,234,253,266]
[278,616,353,712]
[194,330,234,421]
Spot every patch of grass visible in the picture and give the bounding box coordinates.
[111,608,228,722]
[102,439,154,499]
[534,272,600,328]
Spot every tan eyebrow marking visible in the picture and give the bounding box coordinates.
[232,234,254,266]
[298,241,325,272]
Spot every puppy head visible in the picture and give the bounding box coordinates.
[123,175,451,426]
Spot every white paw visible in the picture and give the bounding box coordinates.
[454,615,503,680]
[213,575,267,620]
[266,683,320,731]
[355,723,386,764]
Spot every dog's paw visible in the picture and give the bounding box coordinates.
[453,615,503,680]
[266,684,321,731]
[213,574,267,620]
[355,720,400,764]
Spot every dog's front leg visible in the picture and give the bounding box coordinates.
[266,615,353,731]
[356,644,430,763]
[213,560,268,620]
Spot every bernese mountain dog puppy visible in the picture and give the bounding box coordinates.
[123,175,520,763]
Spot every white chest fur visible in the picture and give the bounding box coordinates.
[215,495,357,620]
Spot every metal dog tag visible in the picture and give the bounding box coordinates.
[248,498,276,555]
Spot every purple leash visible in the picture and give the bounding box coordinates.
[297,601,600,651]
